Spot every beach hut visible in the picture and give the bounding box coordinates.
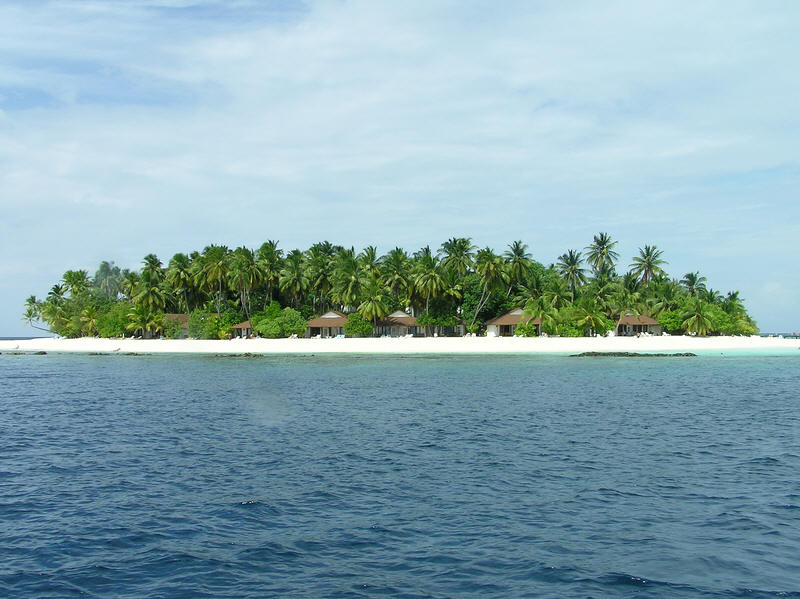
[376,310,421,337]
[164,313,189,338]
[306,310,348,338]
[485,308,540,337]
[232,320,253,338]
[616,313,661,336]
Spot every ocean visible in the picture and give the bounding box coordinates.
[1,353,798,598]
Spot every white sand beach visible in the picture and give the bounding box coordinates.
[2,335,797,356]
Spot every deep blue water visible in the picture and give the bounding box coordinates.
[1,353,799,598]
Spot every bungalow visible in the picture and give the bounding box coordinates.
[616,313,661,336]
[306,310,348,338]
[164,313,189,338]
[485,308,540,337]
[232,320,253,338]
[376,310,421,337]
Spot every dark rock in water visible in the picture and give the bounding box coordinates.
[210,352,267,358]
[569,351,696,358]
[121,352,146,356]
[89,353,110,356]
[33,351,47,355]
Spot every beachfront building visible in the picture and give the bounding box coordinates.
[375,310,421,337]
[306,310,348,338]
[616,313,661,336]
[485,308,540,337]
[232,320,253,338]
[164,313,189,338]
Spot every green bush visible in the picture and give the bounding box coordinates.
[344,313,373,337]
[97,301,132,337]
[254,307,307,338]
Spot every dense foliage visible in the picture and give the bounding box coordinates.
[23,235,757,338]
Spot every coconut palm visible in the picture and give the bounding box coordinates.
[126,305,164,338]
[94,261,122,299]
[62,270,90,297]
[680,272,707,297]
[22,296,50,332]
[413,246,445,313]
[256,240,284,304]
[141,253,164,284]
[585,232,619,275]
[358,279,390,325]
[439,237,476,278]
[682,298,713,336]
[523,297,557,335]
[380,247,410,298]
[80,306,99,336]
[504,240,533,295]
[358,246,380,279]
[722,291,745,316]
[630,245,667,285]
[542,277,571,310]
[166,253,194,313]
[556,249,586,300]
[200,245,230,320]
[279,249,309,307]
[305,247,335,312]
[228,247,262,320]
[469,247,508,327]
[331,248,363,310]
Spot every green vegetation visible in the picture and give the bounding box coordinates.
[23,235,757,338]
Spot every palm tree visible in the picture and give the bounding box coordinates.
[331,248,363,310]
[682,298,713,336]
[630,245,667,285]
[256,240,284,304]
[80,306,99,337]
[439,237,476,278]
[358,246,380,279]
[141,253,164,284]
[412,246,445,313]
[22,295,50,332]
[585,232,619,275]
[63,270,90,297]
[503,240,533,295]
[576,299,608,336]
[306,246,335,312]
[380,247,410,298]
[279,249,310,307]
[200,245,230,320]
[523,297,556,335]
[228,246,261,320]
[542,277,571,310]
[680,272,707,297]
[722,291,745,316]
[358,278,390,326]
[94,261,122,299]
[469,247,508,327]
[556,249,586,300]
[126,305,163,338]
[120,270,140,301]
[166,253,194,313]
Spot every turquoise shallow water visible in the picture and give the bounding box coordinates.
[1,354,799,598]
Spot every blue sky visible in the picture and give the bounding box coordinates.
[2,0,799,335]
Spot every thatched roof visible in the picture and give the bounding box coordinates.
[617,313,659,326]
[307,310,348,328]
[378,310,418,327]
[232,320,252,329]
[485,308,541,326]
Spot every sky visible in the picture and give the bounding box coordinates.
[1,0,799,336]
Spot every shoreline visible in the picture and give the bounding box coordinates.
[1,336,798,356]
